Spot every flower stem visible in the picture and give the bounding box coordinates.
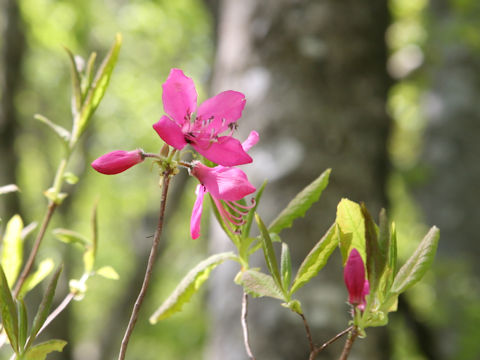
[117,173,172,360]
[339,326,358,360]
[241,292,255,360]
[309,325,353,360]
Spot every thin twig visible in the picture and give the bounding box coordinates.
[13,202,57,297]
[299,312,315,353]
[241,292,255,360]
[309,326,353,360]
[117,173,172,360]
[339,326,358,360]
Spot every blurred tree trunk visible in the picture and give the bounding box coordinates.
[205,0,392,359]
[415,0,480,358]
[0,0,24,217]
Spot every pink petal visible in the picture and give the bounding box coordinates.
[242,130,260,152]
[191,162,256,201]
[344,248,367,307]
[162,69,197,125]
[190,185,206,239]
[193,136,252,166]
[153,115,188,150]
[196,90,246,134]
[91,150,144,175]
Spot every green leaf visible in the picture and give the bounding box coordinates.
[63,172,79,185]
[64,47,82,117]
[34,114,70,144]
[0,184,20,195]
[280,243,292,292]
[0,265,19,352]
[235,269,284,300]
[84,201,99,273]
[96,266,119,280]
[52,229,89,248]
[17,299,28,353]
[19,259,55,298]
[336,198,366,265]
[268,169,330,234]
[1,215,24,287]
[255,213,283,292]
[282,299,303,314]
[26,266,63,348]
[73,34,122,143]
[150,252,236,323]
[82,52,97,96]
[241,180,267,239]
[390,226,439,294]
[290,224,338,294]
[23,339,67,360]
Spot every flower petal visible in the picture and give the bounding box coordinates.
[153,115,188,150]
[190,185,206,239]
[91,150,144,175]
[192,162,255,201]
[242,130,260,152]
[196,90,246,134]
[162,68,197,125]
[193,136,252,166]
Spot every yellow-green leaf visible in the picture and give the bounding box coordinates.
[23,339,67,360]
[1,215,24,287]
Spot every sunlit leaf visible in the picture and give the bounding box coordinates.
[17,299,28,353]
[64,47,82,117]
[23,339,67,360]
[150,252,237,323]
[19,259,55,298]
[280,243,292,292]
[0,265,18,352]
[52,229,89,248]
[63,172,79,185]
[390,226,439,294]
[235,269,284,300]
[96,266,119,280]
[268,169,330,234]
[26,266,63,348]
[1,215,24,287]
[290,224,338,294]
[336,198,366,265]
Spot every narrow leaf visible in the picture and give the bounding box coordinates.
[235,269,284,300]
[255,213,283,291]
[74,34,122,141]
[150,252,236,323]
[19,259,55,298]
[23,339,67,360]
[27,266,63,348]
[280,243,292,292]
[390,226,439,294]
[64,47,82,117]
[96,266,119,280]
[290,224,338,294]
[0,184,19,195]
[52,228,89,248]
[34,114,70,143]
[0,265,19,352]
[84,200,99,273]
[336,198,366,265]
[268,169,330,234]
[1,215,24,287]
[82,52,97,96]
[17,299,28,352]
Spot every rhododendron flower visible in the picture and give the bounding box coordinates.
[344,248,370,311]
[189,131,259,239]
[153,68,252,166]
[91,149,144,175]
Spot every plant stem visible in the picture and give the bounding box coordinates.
[339,326,358,360]
[241,292,256,360]
[118,173,172,360]
[299,313,315,353]
[13,201,57,297]
[309,325,353,360]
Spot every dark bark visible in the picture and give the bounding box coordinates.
[206,0,392,359]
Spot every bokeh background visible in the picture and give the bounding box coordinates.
[1,0,479,359]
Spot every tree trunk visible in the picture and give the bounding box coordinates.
[205,0,392,359]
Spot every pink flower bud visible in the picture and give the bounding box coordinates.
[91,150,144,175]
[344,248,370,310]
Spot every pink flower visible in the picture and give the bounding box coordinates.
[189,131,259,239]
[344,248,370,311]
[91,149,144,175]
[153,69,252,166]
